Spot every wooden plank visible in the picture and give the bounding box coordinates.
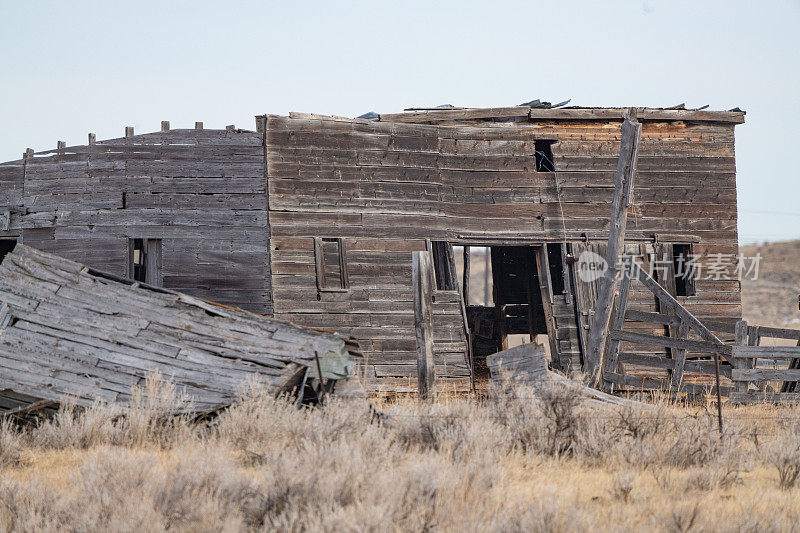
[380,107,531,123]
[734,320,748,394]
[585,113,642,380]
[733,369,800,382]
[625,309,681,327]
[604,371,732,395]
[527,108,745,124]
[729,391,800,404]
[413,250,435,399]
[732,346,800,359]
[609,329,731,355]
[462,246,470,304]
[535,245,562,371]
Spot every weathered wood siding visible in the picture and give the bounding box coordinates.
[0,158,24,239]
[12,129,272,314]
[265,114,740,388]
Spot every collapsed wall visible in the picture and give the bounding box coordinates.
[0,245,361,412]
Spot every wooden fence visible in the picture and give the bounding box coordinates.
[602,256,730,395]
[729,320,800,404]
[599,256,800,403]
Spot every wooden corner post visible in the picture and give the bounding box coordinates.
[585,110,642,383]
[413,250,436,400]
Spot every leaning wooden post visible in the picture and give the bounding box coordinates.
[585,110,642,384]
[413,250,436,400]
[734,320,748,396]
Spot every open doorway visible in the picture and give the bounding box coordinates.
[456,245,557,380]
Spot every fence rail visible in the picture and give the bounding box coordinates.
[729,320,800,404]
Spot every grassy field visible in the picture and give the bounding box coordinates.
[3,376,800,531]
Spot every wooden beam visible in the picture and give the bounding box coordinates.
[733,369,800,382]
[734,320,748,395]
[413,250,436,400]
[733,346,800,359]
[313,237,325,291]
[602,257,633,390]
[535,246,561,371]
[2,399,57,419]
[585,112,641,381]
[380,106,530,123]
[624,309,681,328]
[379,106,745,124]
[527,107,745,124]
[730,391,800,405]
[609,330,731,355]
[462,246,470,305]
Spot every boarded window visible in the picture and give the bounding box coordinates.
[0,239,16,265]
[314,237,348,291]
[431,241,457,291]
[534,140,556,172]
[128,238,163,286]
[672,243,696,297]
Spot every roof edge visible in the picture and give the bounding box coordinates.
[378,106,745,125]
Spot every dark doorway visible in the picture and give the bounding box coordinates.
[0,239,17,264]
[465,246,550,379]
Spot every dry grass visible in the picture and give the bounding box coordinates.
[3,377,800,531]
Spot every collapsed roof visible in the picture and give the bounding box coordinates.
[0,245,361,412]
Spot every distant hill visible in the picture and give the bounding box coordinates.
[740,240,800,328]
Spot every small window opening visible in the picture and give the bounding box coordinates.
[534,140,556,172]
[0,239,17,265]
[131,239,147,282]
[129,238,162,286]
[431,241,457,291]
[546,243,566,295]
[315,237,348,291]
[672,244,696,297]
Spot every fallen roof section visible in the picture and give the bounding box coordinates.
[0,245,361,412]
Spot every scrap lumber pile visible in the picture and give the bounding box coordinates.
[487,343,652,408]
[0,245,361,412]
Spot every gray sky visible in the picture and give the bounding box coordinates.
[1,0,798,244]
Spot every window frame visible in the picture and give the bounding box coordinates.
[672,243,696,297]
[128,238,163,287]
[314,237,349,292]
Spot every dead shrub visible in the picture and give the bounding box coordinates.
[31,398,119,450]
[766,437,800,489]
[610,470,635,502]
[0,418,23,468]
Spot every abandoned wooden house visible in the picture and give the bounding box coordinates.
[0,105,748,393]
